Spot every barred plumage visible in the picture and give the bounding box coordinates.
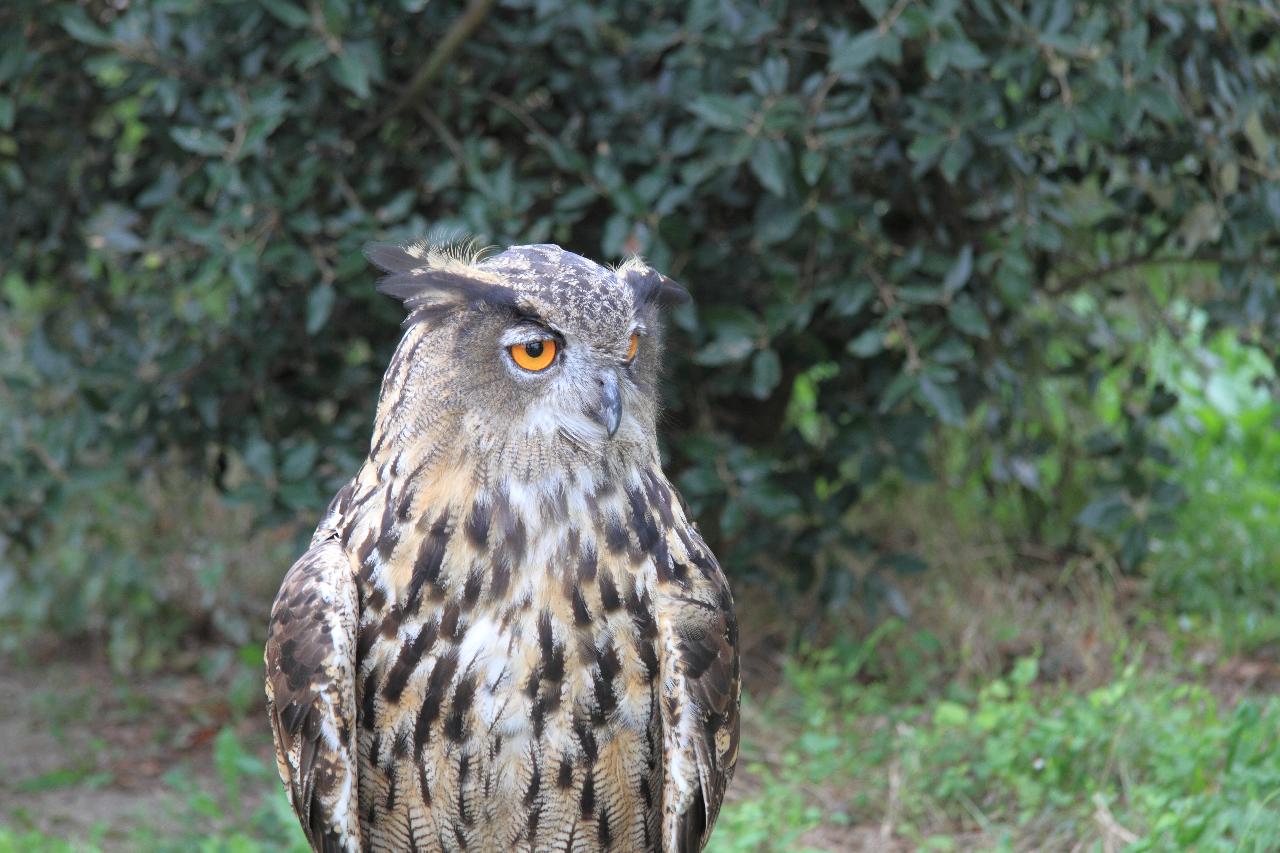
[266,244,738,852]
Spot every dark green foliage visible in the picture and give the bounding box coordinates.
[3,0,1278,658]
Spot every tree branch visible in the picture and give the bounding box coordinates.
[1045,252,1236,296]
[358,0,497,138]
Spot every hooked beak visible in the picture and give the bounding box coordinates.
[591,372,623,438]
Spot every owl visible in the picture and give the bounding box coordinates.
[265,242,740,853]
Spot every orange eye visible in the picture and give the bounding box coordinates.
[625,333,640,363]
[509,339,558,372]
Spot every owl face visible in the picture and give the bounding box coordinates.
[366,242,687,466]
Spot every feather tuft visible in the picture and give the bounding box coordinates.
[364,237,514,321]
[617,257,691,306]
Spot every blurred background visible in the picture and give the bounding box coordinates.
[3,0,1280,849]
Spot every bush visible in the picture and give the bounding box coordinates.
[3,0,1278,660]
[1146,312,1280,651]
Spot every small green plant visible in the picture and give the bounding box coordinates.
[129,728,308,853]
[715,652,1280,851]
[1145,314,1280,651]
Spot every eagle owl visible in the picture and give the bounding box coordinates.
[265,243,740,853]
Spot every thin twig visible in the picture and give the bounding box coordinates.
[332,171,368,217]
[1045,252,1246,296]
[308,243,336,284]
[1092,793,1140,851]
[358,0,497,138]
[879,757,902,842]
[27,441,68,482]
[485,92,605,195]
[879,0,912,33]
[416,103,464,162]
[867,266,921,373]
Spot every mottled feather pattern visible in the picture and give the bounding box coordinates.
[266,531,363,852]
[267,244,738,852]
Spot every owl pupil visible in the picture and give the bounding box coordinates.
[525,341,544,358]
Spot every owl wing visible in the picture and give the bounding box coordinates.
[264,534,362,853]
[656,538,741,853]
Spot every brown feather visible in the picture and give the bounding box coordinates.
[265,535,362,853]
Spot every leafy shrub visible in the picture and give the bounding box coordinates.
[3,0,1279,657]
[1147,312,1280,650]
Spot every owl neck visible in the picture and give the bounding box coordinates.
[336,435,681,608]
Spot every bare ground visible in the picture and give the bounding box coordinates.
[0,657,276,848]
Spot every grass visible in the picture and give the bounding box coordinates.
[0,724,308,853]
[131,728,309,853]
[714,650,1280,852]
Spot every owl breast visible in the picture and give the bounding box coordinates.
[347,473,664,852]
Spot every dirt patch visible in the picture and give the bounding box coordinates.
[0,657,276,848]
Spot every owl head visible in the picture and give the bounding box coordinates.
[364,242,688,477]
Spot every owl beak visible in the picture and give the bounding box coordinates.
[592,372,623,438]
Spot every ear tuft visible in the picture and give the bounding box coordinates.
[364,240,514,318]
[364,241,431,275]
[618,258,691,307]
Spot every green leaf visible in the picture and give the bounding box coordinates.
[170,127,228,157]
[306,284,335,335]
[242,435,276,481]
[281,442,319,481]
[939,135,974,183]
[847,327,884,357]
[925,42,948,79]
[228,253,256,296]
[907,134,947,170]
[331,49,372,98]
[946,40,987,70]
[687,95,753,131]
[1076,493,1131,533]
[281,37,332,70]
[897,284,944,305]
[933,700,970,727]
[948,299,990,338]
[831,282,874,317]
[750,138,789,196]
[927,39,987,77]
[800,149,826,186]
[1120,524,1148,570]
[601,213,631,257]
[60,7,114,47]
[1243,110,1269,161]
[880,551,929,574]
[261,0,312,27]
[694,309,758,366]
[797,731,842,755]
[749,349,782,399]
[1010,657,1038,688]
[1147,384,1179,418]
[918,374,964,425]
[753,198,803,244]
[879,371,917,412]
[995,250,1032,305]
[943,245,973,296]
[829,29,881,75]
[694,335,755,366]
